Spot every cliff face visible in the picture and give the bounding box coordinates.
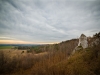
[78,34,88,48]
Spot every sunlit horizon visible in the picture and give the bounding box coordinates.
[0,39,58,44]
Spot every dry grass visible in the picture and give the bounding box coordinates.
[0,32,100,75]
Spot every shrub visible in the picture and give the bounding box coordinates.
[21,51,24,54]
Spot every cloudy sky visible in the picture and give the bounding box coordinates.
[0,0,100,44]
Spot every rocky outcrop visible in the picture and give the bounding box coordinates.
[72,34,88,54]
[90,38,100,47]
[69,32,100,59]
[78,34,88,48]
[71,32,100,55]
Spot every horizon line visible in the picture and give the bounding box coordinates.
[0,39,59,45]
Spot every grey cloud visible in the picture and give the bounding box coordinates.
[0,0,100,43]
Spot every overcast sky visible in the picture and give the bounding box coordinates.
[0,0,100,44]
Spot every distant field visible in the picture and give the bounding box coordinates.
[0,46,14,49]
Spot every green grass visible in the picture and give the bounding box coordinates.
[0,46,14,49]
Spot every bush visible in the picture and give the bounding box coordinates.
[21,51,24,54]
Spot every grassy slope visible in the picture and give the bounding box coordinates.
[49,44,100,75]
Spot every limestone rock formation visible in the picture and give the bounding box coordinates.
[90,38,100,47]
[72,33,100,55]
[72,34,88,54]
[78,34,88,48]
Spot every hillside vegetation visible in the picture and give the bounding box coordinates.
[0,32,100,75]
[49,43,100,75]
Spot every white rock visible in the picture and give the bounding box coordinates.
[91,38,100,46]
[78,34,88,48]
